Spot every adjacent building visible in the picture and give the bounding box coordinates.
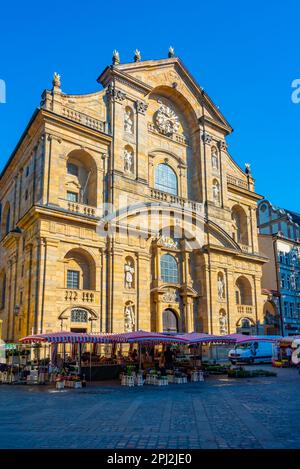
[0,51,267,342]
[258,200,300,335]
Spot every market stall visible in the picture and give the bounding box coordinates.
[273,335,300,367]
[18,329,276,387]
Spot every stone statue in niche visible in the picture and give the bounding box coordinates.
[125,259,135,289]
[124,108,133,134]
[219,311,227,335]
[124,304,135,332]
[213,181,220,202]
[217,274,225,300]
[212,151,218,169]
[124,148,133,173]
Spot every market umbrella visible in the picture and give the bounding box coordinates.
[177,332,237,344]
[223,333,281,344]
[124,330,189,344]
[20,331,114,344]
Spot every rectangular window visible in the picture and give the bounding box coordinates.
[67,191,78,203]
[284,302,289,317]
[67,270,80,289]
[67,163,79,176]
[279,252,284,263]
[281,274,285,289]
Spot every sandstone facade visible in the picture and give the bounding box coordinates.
[0,55,267,341]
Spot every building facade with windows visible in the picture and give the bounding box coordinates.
[258,200,300,335]
[0,52,267,341]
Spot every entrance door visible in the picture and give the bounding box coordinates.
[163,309,178,333]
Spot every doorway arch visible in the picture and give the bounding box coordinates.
[162,308,179,333]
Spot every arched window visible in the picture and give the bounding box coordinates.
[235,276,252,305]
[65,149,98,207]
[64,248,96,290]
[231,205,248,245]
[236,317,255,335]
[71,309,88,323]
[161,254,179,283]
[155,164,178,195]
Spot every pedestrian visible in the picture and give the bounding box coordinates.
[158,352,166,376]
[286,346,292,366]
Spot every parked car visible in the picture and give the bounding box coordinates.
[228,337,280,364]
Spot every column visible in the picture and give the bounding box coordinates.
[135,100,148,183]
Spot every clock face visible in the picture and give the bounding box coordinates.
[155,103,179,135]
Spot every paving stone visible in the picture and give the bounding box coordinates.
[0,365,300,449]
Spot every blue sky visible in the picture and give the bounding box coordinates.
[0,0,299,211]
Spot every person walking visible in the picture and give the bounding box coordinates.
[286,346,292,366]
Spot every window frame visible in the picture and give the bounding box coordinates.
[160,253,179,284]
[155,163,178,196]
[67,270,80,290]
[67,191,79,203]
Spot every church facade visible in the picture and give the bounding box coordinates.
[0,51,267,341]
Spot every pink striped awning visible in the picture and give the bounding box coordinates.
[20,331,113,344]
[176,332,236,344]
[20,331,282,345]
[124,331,188,344]
[223,333,281,344]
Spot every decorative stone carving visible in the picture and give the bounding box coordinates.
[123,147,134,173]
[157,236,178,249]
[124,108,133,133]
[201,132,212,144]
[212,180,220,203]
[217,274,225,300]
[218,140,227,151]
[168,46,175,58]
[211,149,218,169]
[219,310,228,335]
[106,84,126,103]
[162,289,178,303]
[155,102,179,135]
[125,259,135,289]
[112,49,120,65]
[124,304,135,332]
[134,49,141,62]
[245,163,251,175]
[52,72,61,88]
[135,100,148,115]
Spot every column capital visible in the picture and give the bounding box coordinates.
[135,100,148,115]
[106,84,126,103]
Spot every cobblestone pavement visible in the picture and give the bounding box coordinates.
[0,365,300,449]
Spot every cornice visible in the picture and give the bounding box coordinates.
[98,66,153,94]
[41,110,112,143]
[227,182,264,201]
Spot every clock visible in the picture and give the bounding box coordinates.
[155,103,179,135]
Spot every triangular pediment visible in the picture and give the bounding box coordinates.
[98,58,233,134]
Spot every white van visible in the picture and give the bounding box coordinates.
[228,337,279,364]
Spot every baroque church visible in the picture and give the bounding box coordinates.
[0,49,268,341]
